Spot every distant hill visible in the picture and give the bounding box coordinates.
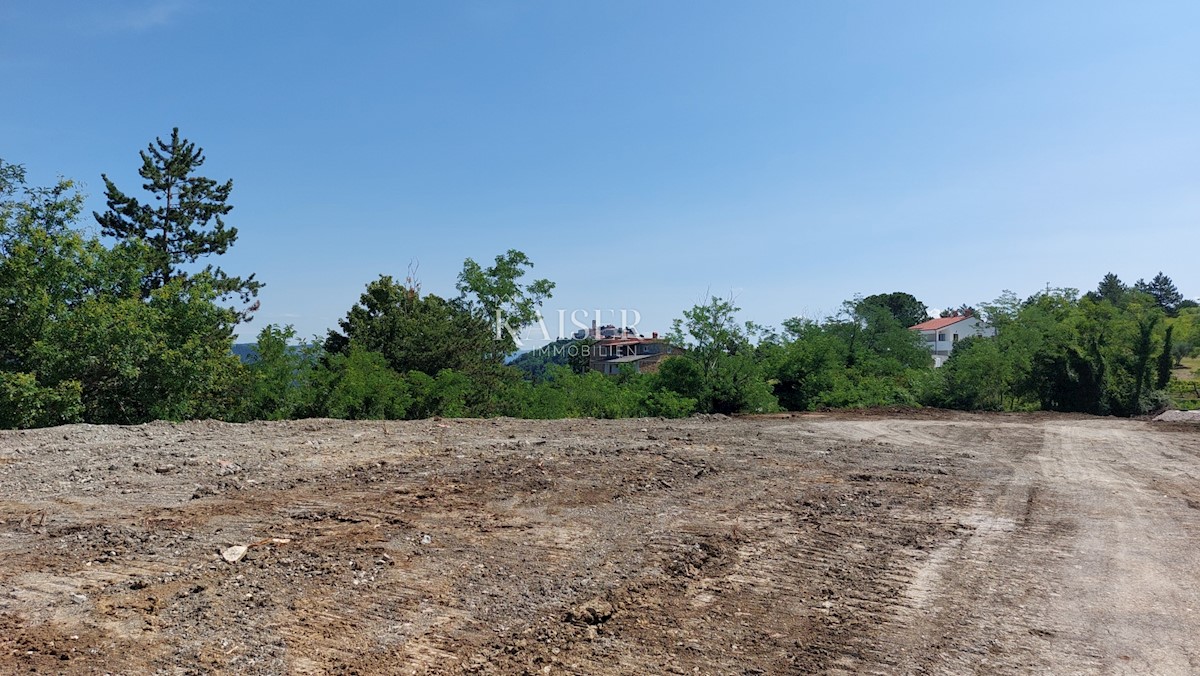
[508,339,579,380]
[232,343,257,363]
[231,342,312,364]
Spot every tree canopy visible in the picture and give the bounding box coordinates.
[94,128,261,318]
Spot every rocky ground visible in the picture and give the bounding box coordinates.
[1,411,1198,674]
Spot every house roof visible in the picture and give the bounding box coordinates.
[910,315,974,331]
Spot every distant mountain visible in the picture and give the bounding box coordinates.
[508,338,579,381]
[231,343,312,363]
[232,343,257,363]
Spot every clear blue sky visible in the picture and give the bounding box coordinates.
[4,1,1198,342]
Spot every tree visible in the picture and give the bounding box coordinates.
[979,290,1022,331]
[664,296,777,414]
[35,276,245,424]
[244,324,322,420]
[939,304,977,318]
[1133,273,1184,316]
[935,336,1008,410]
[94,128,261,318]
[314,345,412,420]
[456,249,555,355]
[325,275,496,378]
[859,292,928,328]
[1091,272,1127,304]
[1156,324,1174,390]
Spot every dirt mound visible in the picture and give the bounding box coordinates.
[1154,409,1200,422]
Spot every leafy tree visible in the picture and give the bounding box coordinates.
[932,336,1008,410]
[859,292,928,328]
[508,338,576,382]
[94,128,261,317]
[979,290,1022,331]
[456,249,555,355]
[1128,313,1160,412]
[326,275,495,378]
[831,298,930,373]
[244,324,322,420]
[406,368,478,418]
[35,276,245,423]
[313,345,411,420]
[939,304,977,318]
[0,372,83,429]
[664,296,777,414]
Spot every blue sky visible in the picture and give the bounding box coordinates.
[3,1,1198,342]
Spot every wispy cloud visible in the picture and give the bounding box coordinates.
[81,0,191,33]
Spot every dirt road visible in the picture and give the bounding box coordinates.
[1,412,1197,674]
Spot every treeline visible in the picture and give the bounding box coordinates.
[2,135,1197,428]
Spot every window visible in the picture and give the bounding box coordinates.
[937,332,946,341]
[952,333,959,342]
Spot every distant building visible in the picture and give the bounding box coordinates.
[573,321,638,341]
[910,315,995,367]
[585,331,683,375]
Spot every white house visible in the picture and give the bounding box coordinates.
[910,315,995,367]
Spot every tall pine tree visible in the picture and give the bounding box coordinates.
[95,128,261,318]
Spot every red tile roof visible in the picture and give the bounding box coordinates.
[909,315,973,331]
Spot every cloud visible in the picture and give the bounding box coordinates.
[85,0,191,33]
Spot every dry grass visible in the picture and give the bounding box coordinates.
[1177,356,1199,381]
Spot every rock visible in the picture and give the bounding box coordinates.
[566,597,614,626]
[221,545,249,563]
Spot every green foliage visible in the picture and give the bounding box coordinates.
[934,336,1008,410]
[507,338,620,383]
[0,372,83,429]
[406,369,479,419]
[244,324,322,420]
[498,366,696,419]
[326,275,495,377]
[1,158,245,427]
[921,286,1177,416]
[1134,272,1184,316]
[456,249,555,355]
[94,128,261,317]
[1156,325,1174,390]
[939,304,977,319]
[665,297,777,414]
[767,304,930,412]
[315,345,411,420]
[859,292,929,328]
[1090,272,1127,305]
[35,277,244,423]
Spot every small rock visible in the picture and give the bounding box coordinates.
[221,545,249,563]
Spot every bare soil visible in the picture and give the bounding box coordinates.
[1,411,1198,674]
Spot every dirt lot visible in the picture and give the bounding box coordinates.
[1,411,1198,674]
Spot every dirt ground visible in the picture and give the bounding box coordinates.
[1,411,1198,675]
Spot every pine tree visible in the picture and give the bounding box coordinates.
[1094,273,1126,304]
[94,128,260,317]
[1133,272,1183,316]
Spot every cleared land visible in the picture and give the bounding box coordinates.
[1,412,1198,674]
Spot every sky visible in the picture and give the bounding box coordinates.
[3,1,1199,343]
